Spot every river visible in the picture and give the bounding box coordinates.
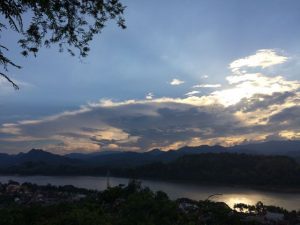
[0,175,299,210]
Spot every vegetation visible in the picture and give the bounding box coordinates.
[121,153,300,186]
[1,152,300,188]
[0,181,299,225]
[0,0,126,88]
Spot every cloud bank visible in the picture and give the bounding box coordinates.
[0,49,299,154]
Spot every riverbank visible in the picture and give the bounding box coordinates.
[0,175,299,211]
[2,173,300,194]
[0,180,299,225]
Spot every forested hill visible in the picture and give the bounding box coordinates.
[0,150,300,187]
[115,153,300,186]
[1,140,300,171]
[0,141,300,188]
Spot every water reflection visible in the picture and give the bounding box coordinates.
[0,176,299,210]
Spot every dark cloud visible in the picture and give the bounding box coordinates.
[231,92,296,113]
[269,106,300,127]
[1,89,300,154]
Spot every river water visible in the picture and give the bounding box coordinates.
[0,175,299,210]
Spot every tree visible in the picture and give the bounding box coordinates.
[0,0,126,89]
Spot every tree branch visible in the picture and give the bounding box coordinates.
[0,72,19,89]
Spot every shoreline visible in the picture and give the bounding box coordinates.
[1,173,300,194]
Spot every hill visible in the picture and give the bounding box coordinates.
[116,153,300,186]
[230,140,300,157]
[0,141,300,187]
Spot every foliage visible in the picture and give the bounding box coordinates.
[0,0,126,88]
[2,181,297,225]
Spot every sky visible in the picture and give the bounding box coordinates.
[1,0,300,154]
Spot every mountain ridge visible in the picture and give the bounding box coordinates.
[0,140,299,170]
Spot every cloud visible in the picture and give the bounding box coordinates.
[269,106,300,127]
[193,84,222,88]
[201,75,209,79]
[0,123,21,135]
[0,49,299,154]
[146,92,154,100]
[229,49,288,73]
[213,73,300,106]
[1,87,299,154]
[185,90,200,96]
[170,78,185,85]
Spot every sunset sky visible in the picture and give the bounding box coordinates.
[1,0,300,154]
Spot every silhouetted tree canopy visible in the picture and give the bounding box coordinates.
[0,0,126,89]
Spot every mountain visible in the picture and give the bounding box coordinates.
[117,153,300,186]
[0,149,82,170]
[175,145,227,154]
[16,149,70,163]
[230,140,300,156]
[63,141,300,167]
[1,140,300,175]
[66,150,122,160]
[63,145,228,168]
[0,145,229,172]
[0,152,9,159]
